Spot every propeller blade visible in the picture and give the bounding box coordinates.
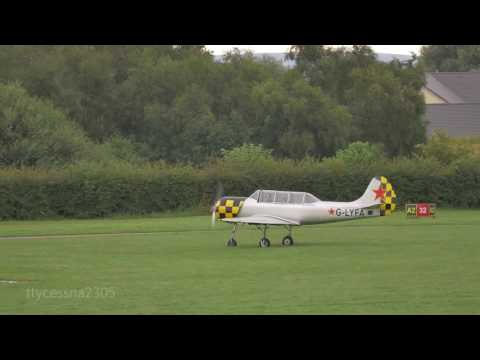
[211,209,216,228]
[210,182,223,228]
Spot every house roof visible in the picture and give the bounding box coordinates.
[426,104,480,137]
[426,72,480,103]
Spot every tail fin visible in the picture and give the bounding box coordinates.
[357,176,397,216]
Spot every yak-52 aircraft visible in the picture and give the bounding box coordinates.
[211,176,396,247]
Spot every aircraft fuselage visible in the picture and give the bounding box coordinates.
[239,198,380,225]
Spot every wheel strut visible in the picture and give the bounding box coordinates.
[282,225,294,247]
[227,223,239,247]
[254,225,271,248]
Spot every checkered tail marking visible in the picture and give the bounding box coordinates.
[379,176,397,216]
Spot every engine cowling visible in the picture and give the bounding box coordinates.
[215,197,246,219]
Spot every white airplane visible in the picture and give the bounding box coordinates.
[212,176,396,248]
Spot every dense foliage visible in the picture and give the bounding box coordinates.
[329,141,385,165]
[1,142,479,219]
[0,82,91,167]
[420,45,480,72]
[0,45,427,164]
[288,45,427,156]
[1,45,479,219]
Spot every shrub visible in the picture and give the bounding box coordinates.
[221,144,273,166]
[415,131,479,165]
[331,141,385,165]
[0,82,95,167]
[1,153,479,220]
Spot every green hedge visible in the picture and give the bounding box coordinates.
[1,157,479,220]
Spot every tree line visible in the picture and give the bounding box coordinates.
[0,44,475,168]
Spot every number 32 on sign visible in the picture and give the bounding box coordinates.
[406,203,436,218]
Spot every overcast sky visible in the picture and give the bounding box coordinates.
[206,45,423,55]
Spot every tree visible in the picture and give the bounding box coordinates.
[251,71,352,159]
[346,62,426,156]
[0,45,119,140]
[420,45,480,72]
[288,45,426,156]
[0,45,427,165]
[0,82,94,167]
[287,45,377,104]
[142,84,225,163]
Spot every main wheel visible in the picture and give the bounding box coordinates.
[259,237,271,248]
[282,236,294,247]
[227,238,238,247]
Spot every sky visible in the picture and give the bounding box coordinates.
[206,45,423,55]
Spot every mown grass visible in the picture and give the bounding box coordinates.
[1,209,479,314]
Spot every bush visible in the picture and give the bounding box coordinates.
[0,82,95,167]
[1,153,479,220]
[91,135,147,165]
[0,82,144,168]
[415,131,479,165]
[331,141,385,165]
[221,144,274,166]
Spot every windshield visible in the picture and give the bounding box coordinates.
[249,190,260,201]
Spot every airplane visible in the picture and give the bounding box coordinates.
[211,176,397,248]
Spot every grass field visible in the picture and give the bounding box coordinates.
[1,209,479,314]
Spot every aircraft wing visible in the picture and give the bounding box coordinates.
[222,215,300,226]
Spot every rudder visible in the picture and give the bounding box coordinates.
[379,176,397,216]
[357,176,397,216]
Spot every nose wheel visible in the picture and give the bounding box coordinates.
[259,237,271,248]
[226,224,239,247]
[227,238,238,247]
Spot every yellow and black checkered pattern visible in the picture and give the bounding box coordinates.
[379,176,397,216]
[215,197,245,219]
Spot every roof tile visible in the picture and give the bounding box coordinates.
[426,104,480,137]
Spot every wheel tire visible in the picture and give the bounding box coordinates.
[282,236,294,247]
[227,238,238,247]
[259,238,271,248]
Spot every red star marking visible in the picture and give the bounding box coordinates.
[373,186,386,200]
[328,208,335,216]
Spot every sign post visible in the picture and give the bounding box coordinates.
[406,203,436,218]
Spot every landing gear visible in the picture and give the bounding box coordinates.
[226,224,295,248]
[282,235,294,247]
[259,237,271,248]
[281,225,294,247]
[256,225,271,248]
[227,238,238,247]
[226,224,239,247]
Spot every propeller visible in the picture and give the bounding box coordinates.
[211,182,224,228]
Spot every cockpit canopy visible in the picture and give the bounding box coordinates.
[249,190,320,204]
